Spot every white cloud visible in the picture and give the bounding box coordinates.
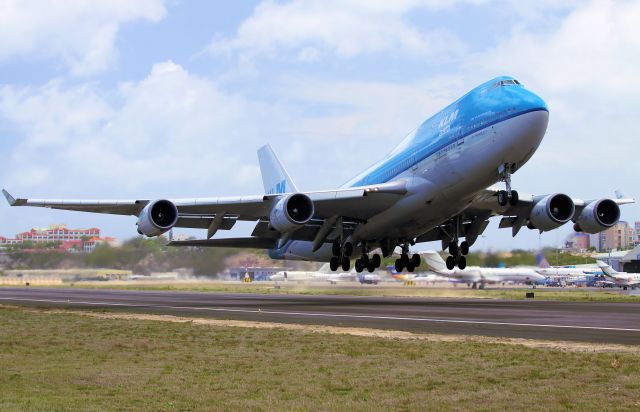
[0,0,166,75]
[208,0,469,62]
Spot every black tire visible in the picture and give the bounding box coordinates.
[509,190,519,206]
[395,258,404,273]
[341,257,350,272]
[344,242,353,257]
[406,262,415,273]
[460,241,469,256]
[446,256,456,270]
[449,242,458,256]
[361,254,370,266]
[371,254,381,268]
[401,253,409,264]
[367,263,376,273]
[332,241,341,257]
[330,257,339,271]
[458,255,467,270]
[355,259,363,273]
[498,190,508,206]
[411,253,421,267]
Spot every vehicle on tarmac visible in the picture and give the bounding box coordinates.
[596,261,640,290]
[358,273,381,285]
[4,77,634,273]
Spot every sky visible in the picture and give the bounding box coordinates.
[0,0,638,251]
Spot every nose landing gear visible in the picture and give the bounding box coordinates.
[497,163,519,207]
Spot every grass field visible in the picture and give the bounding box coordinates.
[61,280,640,303]
[1,305,639,411]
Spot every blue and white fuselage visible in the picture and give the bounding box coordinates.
[271,76,549,261]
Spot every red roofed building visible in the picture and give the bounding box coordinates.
[0,225,118,252]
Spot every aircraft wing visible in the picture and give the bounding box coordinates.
[463,187,635,237]
[2,180,406,238]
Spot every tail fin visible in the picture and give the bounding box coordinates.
[257,144,298,194]
[422,251,448,273]
[317,263,330,274]
[596,260,617,277]
[535,252,550,268]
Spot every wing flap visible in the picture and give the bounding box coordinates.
[168,237,278,249]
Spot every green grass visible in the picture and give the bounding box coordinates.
[1,306,639,410]
[58,281,640,303]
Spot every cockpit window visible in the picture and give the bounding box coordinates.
[497,79,520,86]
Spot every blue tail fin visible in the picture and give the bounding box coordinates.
[257,144,298,194]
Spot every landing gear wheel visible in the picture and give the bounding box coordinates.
[395,258,405,273]
[497,190,508,206]
[355,259,363,273]
[458,255,467,270]
[460,241,469,256]
[343,242,354,257]
[406,262,415,273]
[341,257,350,272]
[367,263,376,273]
[361,254,370,267]
[449,242,459,257]
[446,256,456,270]
[332,241,341,257]
[411,253,421,267]
[509,190,519,206]
[371,254,381,268]
[330,257,339,271]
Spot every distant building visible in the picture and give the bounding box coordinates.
[594,221,635,252]
[0,224,117,252]
[635,221,640,246]
[565,232,590,252]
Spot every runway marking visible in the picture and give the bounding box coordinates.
[2,296,640,333]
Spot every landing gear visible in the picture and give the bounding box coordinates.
[394,242,421,273]
[331,239,352,271]
[497,163,519,206]
[444,216,469,270]
[354,242,382,273]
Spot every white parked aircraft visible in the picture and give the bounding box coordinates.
[3,77,634,273]
[422,251,545,289]
[596,261,640,290]
[269,263,355,283]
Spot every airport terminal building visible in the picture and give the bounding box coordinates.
[593,245,640,273]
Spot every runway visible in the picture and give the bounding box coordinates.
[1,287,640,344]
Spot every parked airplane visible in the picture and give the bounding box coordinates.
[533,253,602,283]
[422,251,546,289]
[269,263,355,283]
[596,261,640,290]
[3,76,634,273]
[387,266,450,284]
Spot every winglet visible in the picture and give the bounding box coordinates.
[2,189,16,206]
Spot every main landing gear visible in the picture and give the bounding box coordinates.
[330,240,352,272]
[394,241,421,273]
[497,163,519,207]
[329,240,382,273]
[446,240,469,270]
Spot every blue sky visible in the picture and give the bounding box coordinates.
[0,0,638,250]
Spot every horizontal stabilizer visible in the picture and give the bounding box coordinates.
[168,237,278,249]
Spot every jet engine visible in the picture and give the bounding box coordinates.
[270,193,314,233]
[573,198,620,234]
[136,199,179,237]
[529,193,575,232]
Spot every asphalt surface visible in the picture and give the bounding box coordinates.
[1,287,640,344]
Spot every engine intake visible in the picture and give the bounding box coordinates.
[529,193,575,232]
[270,193,314,233]
[136,199,179,237]
[574,198,620,234]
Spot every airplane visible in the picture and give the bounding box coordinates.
[2,76,634,273]
[387,266,450,284]
[422,250,546,289]
[269,263,355,283]
[596,260,640,290]
[533,252,603,284]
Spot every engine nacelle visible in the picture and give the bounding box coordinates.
[269,193,314,233]
[529,193,575,232]
[136,199,179,237]
[574,198,620,234]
